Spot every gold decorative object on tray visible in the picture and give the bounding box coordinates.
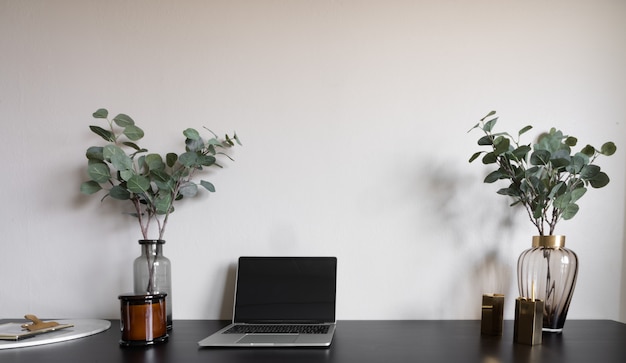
[0,315,74,341]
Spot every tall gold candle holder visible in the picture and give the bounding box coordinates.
[514,293,544,346]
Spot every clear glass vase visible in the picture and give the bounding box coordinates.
[133,240,172,330]
[517,235,578,333]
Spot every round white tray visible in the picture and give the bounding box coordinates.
[0,319,111,350]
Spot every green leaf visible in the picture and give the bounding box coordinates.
[87,162,111,183]
[526,176,544,193]
[532,202,543,219]
[206,138,221,146]
[482,152,497,164]
[92,108,108,118]
[103,144,133,171]
[570,187,587,203]
[580,164,600,180]
[225,134,236,146]
[530,150,551,166]
[601,142,616,156]
[512,145,531,159]
[483,118,497,132]
[103,144,122,160]
[565,136,578,147]
[480,110,496,121]
[179,151,199,167]
[179,182,198,197]
[109,185,131,200]
[554,193,571,209]
[145,154,165,171]
[111,151,133,171]
[137,155,147,170]
[226,134,243,146]
[120,169,134,181]
[89,125,114,142]
[493,136,510,156]
[86,146,104,161]
[200,180,215,192]
[80,180,102,194]
[206,143,217,155]
[183,128,201,140]
[151,169,174,190]
[524,166,539,179]
[477,135,493,146]
[468,151,482,163]
[122,141,142,151]
[581,145,595,157]
[198,155,216,166]
[562,203,579,220]
[536,130,564,153]
[550,149,571,169]
[548,182,566,199]
[589,171,610,188]
[127,175,150,194]
[123,125,144,141]
[497,187,519,197]
[113,113,135,127]
[185,137,204,152]
[166,153,178,167]
[518,125,533,136]
[155,195,173,215]
[484,170,502,183]
[567,154,588,174]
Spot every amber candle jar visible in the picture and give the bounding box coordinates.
[118,293,168,346]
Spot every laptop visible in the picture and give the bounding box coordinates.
[198,256,337,347]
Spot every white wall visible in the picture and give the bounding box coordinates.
[1,0,625,322]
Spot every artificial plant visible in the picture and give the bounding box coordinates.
[80,108,241,240]
[469,110,616,235]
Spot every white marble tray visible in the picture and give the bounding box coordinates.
[0,319,111,350]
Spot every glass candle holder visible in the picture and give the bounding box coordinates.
[118,293,168,346]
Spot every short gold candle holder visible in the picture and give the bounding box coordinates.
[481,293,504,336]
[514,297,544,346]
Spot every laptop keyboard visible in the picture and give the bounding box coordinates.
[224,324,330,334]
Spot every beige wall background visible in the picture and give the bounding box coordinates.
[1,0,625,322]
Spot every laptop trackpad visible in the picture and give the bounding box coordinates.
[238,334,299,344]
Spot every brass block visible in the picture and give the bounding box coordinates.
[514,297,544,345]
[481,294,504,335]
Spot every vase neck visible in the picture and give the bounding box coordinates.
[532,235,566,248]
[138,240,165,256]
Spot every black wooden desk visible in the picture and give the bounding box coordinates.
[1,320,625,362]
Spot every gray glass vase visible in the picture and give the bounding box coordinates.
[133,239,172,330]
[517,235,578,333]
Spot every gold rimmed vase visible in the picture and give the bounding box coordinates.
[517,235,578,333]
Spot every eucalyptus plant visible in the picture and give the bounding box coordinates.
[469,111,616,236]
[80,108,241,240]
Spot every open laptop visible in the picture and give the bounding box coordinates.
[198,256,337,347]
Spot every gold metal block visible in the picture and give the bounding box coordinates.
[481,294,504,336]
[514,297,544,345]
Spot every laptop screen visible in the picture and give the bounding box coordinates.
[233,257,337,324]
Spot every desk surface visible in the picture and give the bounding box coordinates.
[1,320,625,362]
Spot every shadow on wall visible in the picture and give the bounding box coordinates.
[413,157,523,317]
[218,263,237,319]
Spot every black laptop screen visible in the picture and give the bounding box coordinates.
[233,257,337,323]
